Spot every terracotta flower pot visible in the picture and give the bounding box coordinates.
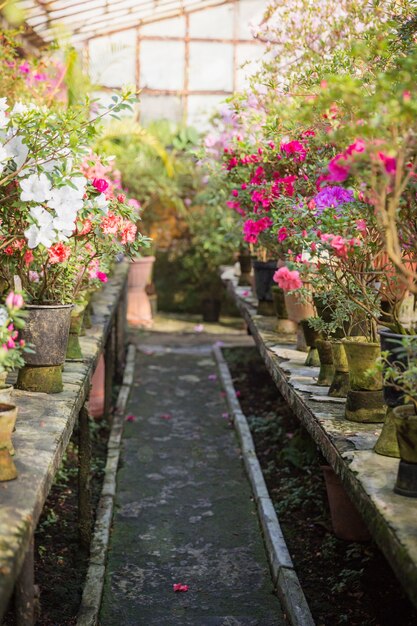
[321,466,370,541]
[127,256,155,327]
[16,304,73,393]
[88,353,105,419]
[271,286,297,334]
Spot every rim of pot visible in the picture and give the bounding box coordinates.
[341,337,379,347]
[0,403,17,412]
[25,303,74,309]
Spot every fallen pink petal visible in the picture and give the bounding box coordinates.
[173,583,189,592]
[208,374,217,381]
[194,324,204,332]
[125,415,136,422]
[236,390,241,397]
[222,412,229,419]
[161,413,172,420]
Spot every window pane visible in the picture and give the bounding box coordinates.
[189,43,233,91]
[238,0,267,39]
[187,95,225,130]
[140,41,185,90]
[140,16,185,37]
[236,44,264,90]
[89,30,136,87]
[189,5,234,39]
[140,95,183,124]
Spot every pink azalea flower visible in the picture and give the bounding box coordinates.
[356,219,367,232]
[92,178,110,193]
[48,242,71,265]
[120,220,137,245]
[173,583,189,592]
[280,140,307,162]
[378,152,396,175]
[277,227,288,242]
[327,155,350,182]
[273,266,303,291]
[96,271,108,283]
[5,292,24,310]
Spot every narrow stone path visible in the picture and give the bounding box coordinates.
[100,337,285,626]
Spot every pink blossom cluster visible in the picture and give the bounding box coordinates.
[243,217,273,243]
[273,266,303,291]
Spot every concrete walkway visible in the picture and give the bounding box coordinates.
[100,332,285,626]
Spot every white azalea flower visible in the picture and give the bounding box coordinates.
[0,98,9,112]
[0,145,9,173]
[0,110,8,130]
[94,193,109,214]
[53,214,77,239]
[70,176,87,197]
[47,186,84,214]
[0,306,8,327]
[11,102,29,116]
[4,132,29,169]
[24,206,56,249]
[20,173,52,203]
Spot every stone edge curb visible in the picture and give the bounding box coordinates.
[213,345,315,626]
[77,343,136,626]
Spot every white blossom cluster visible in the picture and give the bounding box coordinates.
[0,97,110,250]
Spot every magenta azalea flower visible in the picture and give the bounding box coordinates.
[312,186,354,215]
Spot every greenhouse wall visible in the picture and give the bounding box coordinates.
[87,0,268,127]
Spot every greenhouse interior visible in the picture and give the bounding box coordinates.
[1,1,417,625]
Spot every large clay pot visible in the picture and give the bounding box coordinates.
[252,260,277,316]
[16,304,73,393]
[284,288,316,351]
[393,404,417,498]
[127,256,155,327]
[343,339,385,423]
[88,353,105,419]
[321,466,370,541]
[271,286,297,334]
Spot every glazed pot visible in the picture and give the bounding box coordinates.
[300,319,321,367]
[316,339,335,386]
[328,340,350,398]
[321,466,370,541]
[16,304,73,394]
[0,384,13,404]
[272,286,297,334]
[202,297,221,323]
[374,329,411,457]
[238,253,252,286]
[66,304,86,360]
[393,404,417,497]
[0,402,17,456]
[252,260,277,301]
[342,339,382,391]
[127,256,155,327]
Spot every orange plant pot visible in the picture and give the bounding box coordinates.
[88,353,105,419]
[127,257,155,328]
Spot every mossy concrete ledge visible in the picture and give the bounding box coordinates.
[214,345,315,626]
[222,266,417,612]
[0,261,129,622]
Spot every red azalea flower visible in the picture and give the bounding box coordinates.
[48,242,71,264]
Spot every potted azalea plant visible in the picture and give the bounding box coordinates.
[0,92,149,393]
